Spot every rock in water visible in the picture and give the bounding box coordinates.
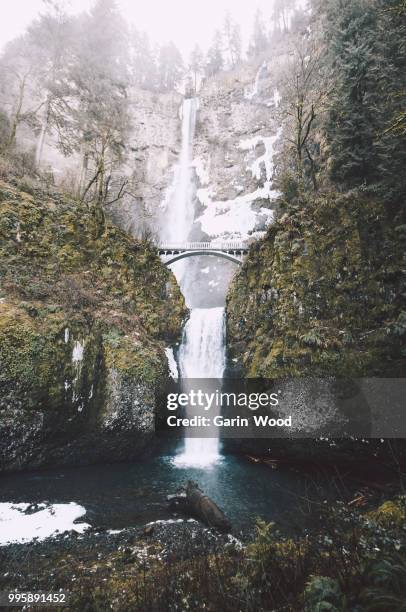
[143,525,154,536]
[185,480,231,533]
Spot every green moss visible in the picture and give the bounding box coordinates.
[226,190,405,377]
[0,179,187,411]
[103,329,166,385]
[368,497,406,527]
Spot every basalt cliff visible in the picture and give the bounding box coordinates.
[0,180,186,471]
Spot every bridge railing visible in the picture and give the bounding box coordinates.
[159,241,247,251]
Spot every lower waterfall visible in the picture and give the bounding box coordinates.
[173,307,226,468]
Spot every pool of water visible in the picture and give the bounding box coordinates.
[0,440,339,542]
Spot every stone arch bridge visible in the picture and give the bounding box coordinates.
[158,241,248,266]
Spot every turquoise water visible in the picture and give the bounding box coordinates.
[0,442,338,535]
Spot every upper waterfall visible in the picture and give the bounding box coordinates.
[161,98,198,244]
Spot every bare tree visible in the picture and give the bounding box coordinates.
[69,0,131,229]
[282,36,329,189]
[0,36,45,151]
[27,1,75,166]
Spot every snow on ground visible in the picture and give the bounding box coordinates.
[192,156,210,185]
[196,186,276,240]
[196,127,282,240]
[146,518,198,526]
[72,340,84,363]
[239,128,282,182]
[165,347,179,380]
[0,502,90,546]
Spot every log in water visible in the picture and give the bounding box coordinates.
[169,480,231,533]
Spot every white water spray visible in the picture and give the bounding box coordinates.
[174,308,226,468]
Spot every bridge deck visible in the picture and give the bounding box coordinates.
[158,241,248,252]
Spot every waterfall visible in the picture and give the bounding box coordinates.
[161,97,226,468]
[162,98,197,244]
[178,308,226,379]
[174,308,226,468]
[161,98,198,292]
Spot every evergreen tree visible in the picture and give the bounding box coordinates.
[157,42,184,91]
[189,44,204,91]
[223,13,242,67]
[206,30,224,76]
[130,27,158,91]
[230,23,243,66]
[385,0,406,138]
[324,0,378,186]
[272,0,295,32]
[320,0,406,198]
[26,1,75,165]
[248,9,269,57]
[70,0,131,213]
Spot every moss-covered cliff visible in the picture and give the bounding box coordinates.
[226,190,405,377]
[0,180,187,471]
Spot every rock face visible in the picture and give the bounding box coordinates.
[224,180,406,461]
[0,180,187,472]
[111,65,285,243]
[109,88,183,236]
[226,193,405,378]
[193,60,284,240]
[19,64,288,307]
[110,62,290,308]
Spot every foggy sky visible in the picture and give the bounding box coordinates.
[0,0,298,58]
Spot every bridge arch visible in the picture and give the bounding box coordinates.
[163,250,243,266]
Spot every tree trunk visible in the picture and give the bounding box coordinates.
[78,149,89,197]
[5,76,26,151]
[35,96,51,167]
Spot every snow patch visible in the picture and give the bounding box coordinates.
[146,518,196,526]
[72,341,84,363]
[165,347,179,380]
[0,502,90,546]
[64,328,70,344]
[194,128,282,240]
[196,186,276,240]
[227,534,244,550]
[239,128,282,182]
[192,156,209,186]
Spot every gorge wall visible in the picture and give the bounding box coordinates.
[0,180,186,472]
[226,192,405,378]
